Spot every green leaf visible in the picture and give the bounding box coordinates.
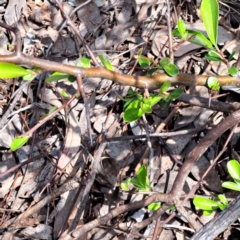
[123,107,144,122]
[138,57,151,68]
[172,29,214,49]
[218,194,228,206]
[61,90,69,98]
[207,77,220,91]
[226,160,240,184]
[146,67,159,76]
[163,63,179,77]
[0,62,29,78]
[68,75,76,82]
[228,67,238,77]
[124,98,136,110]
[45,72,69,82]
[200,0,219,47]
[40,106,58,119]
[98,54,114,71]
[228,51,236,62]
[160,58,171,68]
[149,95,161,106]
[127,87,135,95]
[205,55,222,62]
[205,50,222,62]
[203,210,213,216]
[217,203,227,211]
[137,166,148,187]
[222,181,240,192]
[10,136,29,151]
[159,80,171,94]
[160,98,171,110]
[193,196,219,211]
[169,88,184,100]
[177,20,188,39]
[140,102,152,114]
[120,179,131,191]
[148,202,161,211]
[78,57,91,68]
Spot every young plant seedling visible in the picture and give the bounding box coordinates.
[193,194,228,216]
[121,81,183,122]
[173,0,239,80]
[120,165,161,211]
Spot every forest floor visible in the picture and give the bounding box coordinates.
[1,0,240,239]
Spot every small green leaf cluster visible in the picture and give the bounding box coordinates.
[193,159,240,216]
[121,165,151,192]
[222,160,240,192]
[173,0,238,80]
[120,165,161,211]
[137,55,179,77]
[122,81,183,122]
[193,194,228,216]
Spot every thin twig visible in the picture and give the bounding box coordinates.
[76,74,93,145]
[54,0,99,66]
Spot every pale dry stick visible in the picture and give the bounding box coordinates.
[106,127,203,142]
[54,0,99,66]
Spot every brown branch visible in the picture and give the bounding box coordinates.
[191,193,240,240]
[54,0,99,66]
[171,109,240,197]
[0,22,239,88]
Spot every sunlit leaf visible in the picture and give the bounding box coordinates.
[226,160,240,184]
[203,210,213,216]
[138,57,151,68]
[120,179,131,191]
[163,63,179,76]
[99,54,114,71]
[160,58,171,68]
[149,95,161,106]
[45,72,69,82]
[193,196,219,211]
[159,80,171,94]
[200,0,219,47]
[78,57,91,68]
[207,76,220,91]
[61,90,69,98]
[148,202,161,211]
[172,29,214,49]
[0,62,29,78]
[177,20,188,39]
[10,136,29,151]
[123,107,144,122]
[228,67,238,77]
[205,50,222,62]
[222,182,240,192]
[140,102,152,114]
